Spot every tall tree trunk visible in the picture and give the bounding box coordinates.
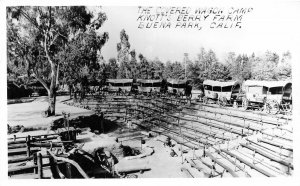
[80,82,85,100]
[44,32,57,117]
[69,84,72,99]
[48,64,57,116]
[48,88,56,116]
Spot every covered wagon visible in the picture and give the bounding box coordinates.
[167,79,192,97]
[203,80,241,107]
[242,80,292,114]
[106,79,133,94]
[137,79,162,94]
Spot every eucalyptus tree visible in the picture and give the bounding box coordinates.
[7,6,108,116]
[117,29,130,78]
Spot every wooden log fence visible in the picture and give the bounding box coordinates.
[8,136,58,145]
[8,133,59,141]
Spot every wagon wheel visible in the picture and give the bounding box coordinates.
[281,100,292,115]
[287,102,293,115]
[265,100,280,115]
[203,97,208,104]
[216,98,221,107]
[289,104,293,115]
[217,98,222,107]
[221,97,227,107]
[241,97,248,111]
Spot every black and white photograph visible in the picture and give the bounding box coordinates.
[1,0,300,184]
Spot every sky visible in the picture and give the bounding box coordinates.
[94,2,300,63]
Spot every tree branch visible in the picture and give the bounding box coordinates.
[48,7,52,31]
[17,8,42,32]
[32,68,50,92]
[44,33,54,66]
[50,33,59,46]
[37,7,44,19]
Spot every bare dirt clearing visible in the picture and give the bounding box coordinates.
[7,96,94,129]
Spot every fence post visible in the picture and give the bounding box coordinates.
[33,152,38,174]
[66,162,72,178]
[26,135,31,157]
[37,152,43,179]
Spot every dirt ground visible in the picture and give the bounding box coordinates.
[7,96,94,129]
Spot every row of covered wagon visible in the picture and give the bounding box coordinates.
[203,80,292,114]
[102,78,292,115]
[105,78,191,96]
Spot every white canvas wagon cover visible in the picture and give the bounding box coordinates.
[167,79,187,85]
[106,79,133,84]
[244,80,291,88]
[137,79,162,84]
[203,80,240,87]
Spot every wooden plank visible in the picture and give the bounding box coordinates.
[8,155,52,164]
[118,135,144,143]
[115,131,142,138]
[8,162,64,174]
[190,102,291,123]
[8,172,39,179]
[8,134,58,140]
[8,147,40,156]
[196,156,221,175]
[178,111,258,132]
[181,167,194,178]
[156,117,230,141]
[8,144,27,149]
[260,131,293,142]
[151,112,243,137]
[146,119,212,146]
[258,139,293,151]
[240,143,293,169]
[185,157,203,172]
[132,121,201,149]
[29,142,65,148]
[8,165,38,174]
[206,151,239,177]
[245,138,291,158]
[8,156,33,164]
[9,141,71,149]
[8,136,58,145]
[220,149,275,177]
